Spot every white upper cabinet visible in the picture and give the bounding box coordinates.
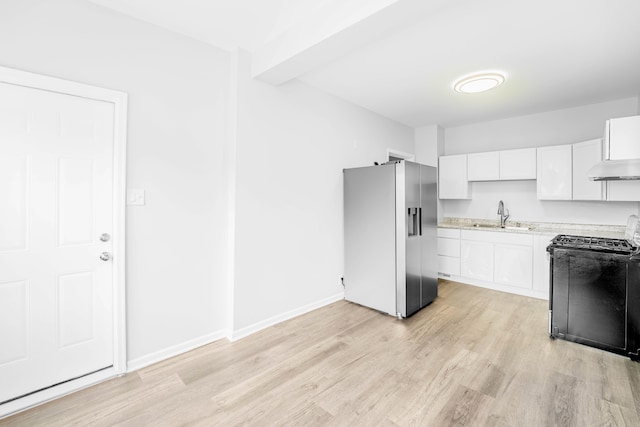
[467,152,499,181]
[537,144,572,200]
[604,116,640,201]
[606,115,640,160]
[466,148,536,181]
[438,154,470,199]
[607,181,640,202]
[572,139,604,201]
[499,148,537,180]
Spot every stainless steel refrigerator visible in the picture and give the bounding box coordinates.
[343,161,438,318]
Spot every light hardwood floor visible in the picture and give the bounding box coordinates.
[3,280,640,426]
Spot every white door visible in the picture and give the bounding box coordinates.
[0,80,115,403]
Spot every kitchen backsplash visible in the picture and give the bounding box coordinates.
[442,180,640,226]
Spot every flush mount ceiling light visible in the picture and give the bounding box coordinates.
[453,71,506,93]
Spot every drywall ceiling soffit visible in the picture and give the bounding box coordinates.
[251,0,451,85]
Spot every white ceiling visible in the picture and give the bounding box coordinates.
[88,0,337,51]
[89,0,640,127]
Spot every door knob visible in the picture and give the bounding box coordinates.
[100,252,112,261]
[100,233,111,242]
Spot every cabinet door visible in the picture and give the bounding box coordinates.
[537,145,572,200]
[461,240,494,282]
[467,152,499,181]
[438,155,470,199]
[607,181,640,201]
[500,148,536,180]
[572,139,604,200]
[494,244,533,289]
[607,115,640,159]
[532,233,556,295]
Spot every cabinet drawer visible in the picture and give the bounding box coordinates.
[460,229,533,246]
[437,228,460,239]
[438,237,460,257]
[438,256,460,276]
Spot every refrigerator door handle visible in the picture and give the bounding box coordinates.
[408,207,420,237]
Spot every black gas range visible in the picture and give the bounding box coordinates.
[547,234,640,361]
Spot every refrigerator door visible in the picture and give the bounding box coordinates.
[344,164,397,315]
[403,161,422,316]
[420,164,438,306]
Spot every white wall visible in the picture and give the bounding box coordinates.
[230,50,414,334]
[414,124,444,167]
[0,0,231,362]
[415,125,444,221]
[442,98,640,225]
[444,98,639,154]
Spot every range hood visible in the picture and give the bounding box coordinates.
[588,159,640,181]
[587,115,640,181]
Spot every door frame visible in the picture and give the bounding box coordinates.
[0,66,127,418]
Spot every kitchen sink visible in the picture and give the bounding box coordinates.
[504,225,533,231]
[472,223,532,231]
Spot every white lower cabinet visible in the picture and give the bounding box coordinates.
[440,228,544,299]
[494,243,532,288]
[437,228,461,276]
[461,240,494,281]
[437,227,552,299]
[438,255,460,276]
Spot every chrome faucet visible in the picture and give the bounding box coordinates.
[497,200,510,228]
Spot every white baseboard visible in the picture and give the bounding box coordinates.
[2,295,345,419]
[230,292,345,341]
[127,330,228,373]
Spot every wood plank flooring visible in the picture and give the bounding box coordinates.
[3,280,640,426]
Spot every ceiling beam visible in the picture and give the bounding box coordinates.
[252,0,448,85]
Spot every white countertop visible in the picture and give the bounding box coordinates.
[438,217,626,239]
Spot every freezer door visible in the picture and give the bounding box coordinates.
[344,164,396,315]
[404,161,422,316]
[420,164,438,306]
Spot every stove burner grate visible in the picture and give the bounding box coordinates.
[550,234,637,254]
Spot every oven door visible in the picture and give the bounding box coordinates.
[551,248,627,351]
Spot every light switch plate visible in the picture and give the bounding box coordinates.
[127,188,145,206]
